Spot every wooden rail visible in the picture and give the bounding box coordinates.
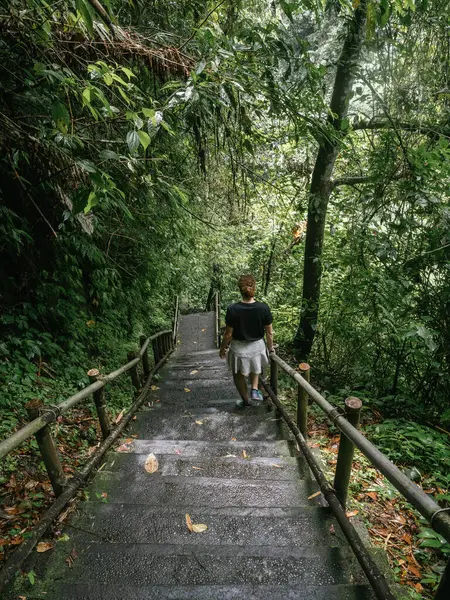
[267,353,450,599]
[0,297,179,593]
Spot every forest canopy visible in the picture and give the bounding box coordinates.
[1,0,449,427]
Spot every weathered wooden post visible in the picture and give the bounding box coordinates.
[140,335,150,378]
[127,352,140,390]
[297,363,310,438]
[25,400,65,497]
[334,396,362,508]
[152,338,160,365]
[172,295,179,345]
[87,369,110,439]
[270,355,278,396]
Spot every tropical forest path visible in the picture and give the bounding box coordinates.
[8,312,375,599]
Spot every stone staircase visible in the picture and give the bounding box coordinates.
[6,312,376,599]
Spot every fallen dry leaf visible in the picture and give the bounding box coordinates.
[144,453,159,474]
[408,564,421,578]
[185,513,208,533]
[185,513,193,532]
[36,541,54,553]
[114,409,125,424]
[190,370,198,375]
[117,444,130,453]
[195,420,203,425]
[365,491,378,501]
[346,510,359,518]
[224,453,236,458]
[150,385,160,391]
[175,449,182,455]
[231,437,237,441]
[270,463,282,468]
[308,491,321,500]
[242,450,248,459]
[191,466,203,470]
[329,524,335,535]
[201,328,206,332]
[184,388,191,393]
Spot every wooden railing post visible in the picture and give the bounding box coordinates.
[334,396,362,508]
[214,292,219,347]
[127,352,140,390]
[152,338,160,365]
[140,335,150,378]
[270,355,278,396]
[87,369,110,439]
[172,295,179,344]
[297,363,310,438]
[25,400,65,497]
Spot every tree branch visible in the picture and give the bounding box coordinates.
[353,120,450,138]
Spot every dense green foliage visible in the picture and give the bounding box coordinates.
[1,1,449,595]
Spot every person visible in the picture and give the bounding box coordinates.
[219,274,274,407]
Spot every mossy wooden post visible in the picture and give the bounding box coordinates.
[87,369,110,440]
[25,399,65,497]
[140,336,150,378]
[128,352,140,390]
[334,396,362,508]
[297,363,310,438]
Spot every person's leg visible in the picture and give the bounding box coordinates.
[250,372,263,401]
[250,373,258,390]
[233,372,249,404]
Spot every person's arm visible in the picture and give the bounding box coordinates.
[265,323,274,352]
[219,325,233,358]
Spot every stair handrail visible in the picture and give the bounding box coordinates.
[213,291,222,347]
[266,352,450,599]
[0,301,178,594]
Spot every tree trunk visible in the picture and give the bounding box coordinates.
[293,0,368,359]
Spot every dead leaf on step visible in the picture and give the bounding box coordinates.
[184,388,191,392]
[224,454,236,458]
[185,513,193,532]
[231,437,237,441]
[346,510,359,518]
[191,466,203,470]
[144,453,159,474]
[270,463,282,468]
[195,420,203,425]
[190,370,198,375]
[150,385,160,391]
[242,450,248,459]
[201,328,206,332]
[308,491,321,500]
[36,541,54,553]
[175,449,182,455]
[192,523,208,533]
[329,524,335,535]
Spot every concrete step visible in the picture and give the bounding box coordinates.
[101,452,309,480]
[123,438,295,458]
[8,583,376,600]
[68,503,344,547]
[19,543,367,588]
[87,474,318,507]
[129,410,286,441]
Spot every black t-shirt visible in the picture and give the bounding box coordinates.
[225,301,273,341]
